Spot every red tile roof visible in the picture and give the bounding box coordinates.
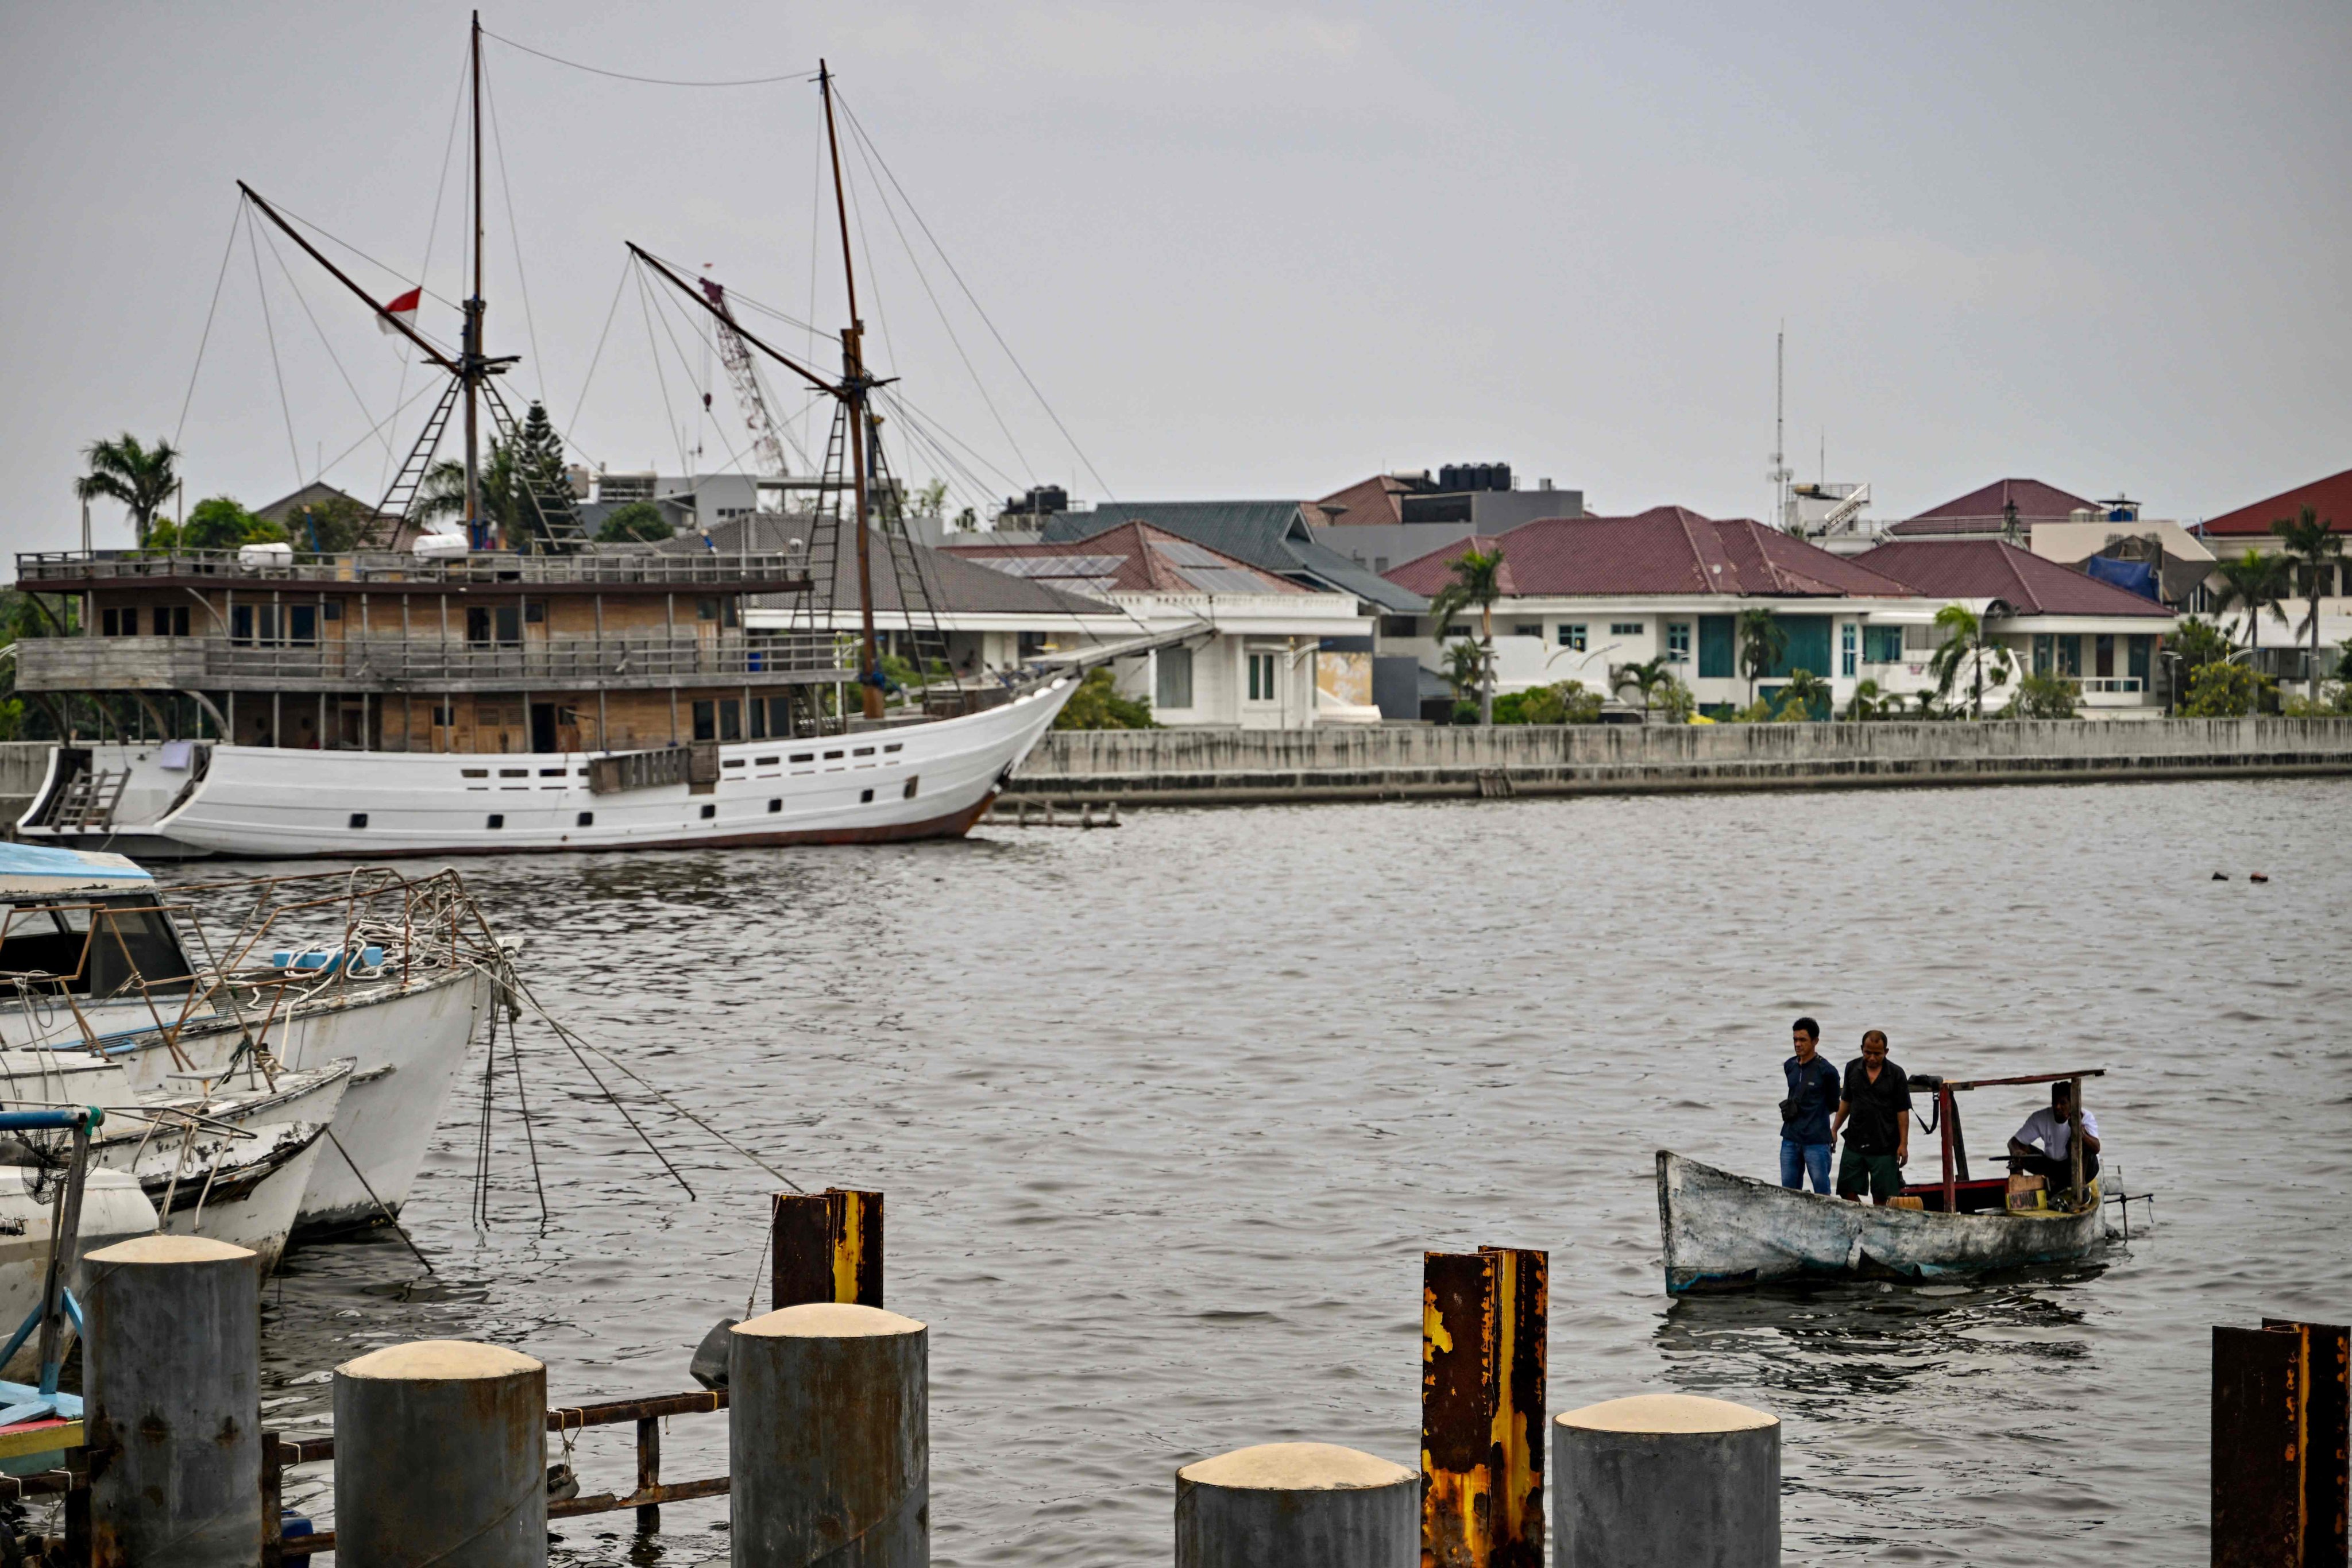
[1853,539,2171,617]
[2200,466,2352,536]
[1312,474,1414,527]
[944,520,1305,595]
[1887,477,2098,536]
[1381,508,1918,600]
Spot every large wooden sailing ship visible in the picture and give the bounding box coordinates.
[13,29,1072,858]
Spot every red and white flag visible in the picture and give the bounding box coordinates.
[377,286,422,336]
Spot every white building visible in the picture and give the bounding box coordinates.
[1383,507,1933,717]
[948,522,1380,727]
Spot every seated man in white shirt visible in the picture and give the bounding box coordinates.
[2007,1082,2100,1190]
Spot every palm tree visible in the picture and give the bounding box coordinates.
[76,434,180,548]
[2210,548,2295,652]
[1439,638,1488,721]
[1735,607,1785,706]
[1928,603,2016,720]
[1841,677,1890,721]
[1426,547,1507,724]
[1776,667,1831,721]
[2270,505,2343,700]
[1612,656,1673,721]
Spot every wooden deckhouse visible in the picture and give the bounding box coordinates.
[11,546,839,756]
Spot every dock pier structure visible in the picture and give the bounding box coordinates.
[84,1234,262,1568]
[1175,1443,1418,1567]
[332,1340,548,1567]
[730,1302,929,1566]
[1552,1395,1780,1568]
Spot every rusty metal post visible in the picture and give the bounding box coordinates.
[773,1192,834,1308]
[2217,1320,2351,1567]
[1423,1251,1494,1568]
[729,1302,928,1566]
[1422,1248,1547,1568]
[2264,1319,2351,1568]
[773,1188,885,1310]
[334,1341,547,1567]
[636,1416,662,1534]
[83,1234,261,1568]
[1176,1443,1418,1566]
[1554,1395,1779,1567]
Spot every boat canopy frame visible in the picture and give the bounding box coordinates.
[1909,1067,2106,1215]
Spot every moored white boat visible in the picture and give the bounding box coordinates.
[0,1052,352,1274]
[1655,1149,2107,1295]
[0,844,496,1238]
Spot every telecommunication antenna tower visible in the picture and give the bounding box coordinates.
[701,276,793,478]
[1767,326,1793,531]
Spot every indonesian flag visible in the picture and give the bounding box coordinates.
[377,286,422,335]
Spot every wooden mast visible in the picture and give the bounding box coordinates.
[820,60,885,722]
[464,10,486,544]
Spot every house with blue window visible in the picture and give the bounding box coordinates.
[1381,507,1925,717]
[1855,539,2176,712]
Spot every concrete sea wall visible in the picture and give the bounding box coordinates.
[1007,717,2352,804]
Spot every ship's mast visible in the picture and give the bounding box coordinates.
[820,61,885,722]
[463,10,486,542]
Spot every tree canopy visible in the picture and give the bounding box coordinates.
[76,433,180,547]
[596,501,673,543]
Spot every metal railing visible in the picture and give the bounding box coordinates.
[15,546,812,590]
[17,633,852,691]
[256,1388,731,1562]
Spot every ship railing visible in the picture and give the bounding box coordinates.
[13,547,814,590]
[16,633,852,689]
[0,867,505,1074]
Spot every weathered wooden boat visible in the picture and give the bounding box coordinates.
[1657,1068,2112,1293]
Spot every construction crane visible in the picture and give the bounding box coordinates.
[700,276,793,479]
[1802,481,1871,532]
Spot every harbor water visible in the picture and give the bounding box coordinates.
[210,776,2352,1565]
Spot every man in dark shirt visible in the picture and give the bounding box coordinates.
[1832,1029,1911,1204]
[1779,1016,1841,1194]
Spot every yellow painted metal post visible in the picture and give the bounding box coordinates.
[1482,1246,1547,1568]
[1422,1248,1546,1568]
[829,1188,885,1308]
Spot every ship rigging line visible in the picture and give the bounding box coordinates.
[245,205,305,482]
[835,91,1117,503]
[839,100,1037,486]
[481,28,809,90]
[173,203,244,447]
[565,258,633,463]
[386,41,473,495]
[481,58,551,414]
[253,214,397,465]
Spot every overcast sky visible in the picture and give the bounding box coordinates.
[5,1,2347,553]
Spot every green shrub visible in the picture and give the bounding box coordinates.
[2004,671,2080,719]
[2183,661,2265,717]
[1494,680,1604,725]
[1053,667,1157,730]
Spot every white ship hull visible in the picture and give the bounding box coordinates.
[23,679,1072,859]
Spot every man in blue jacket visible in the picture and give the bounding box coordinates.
[1779,1016,1841,1194]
